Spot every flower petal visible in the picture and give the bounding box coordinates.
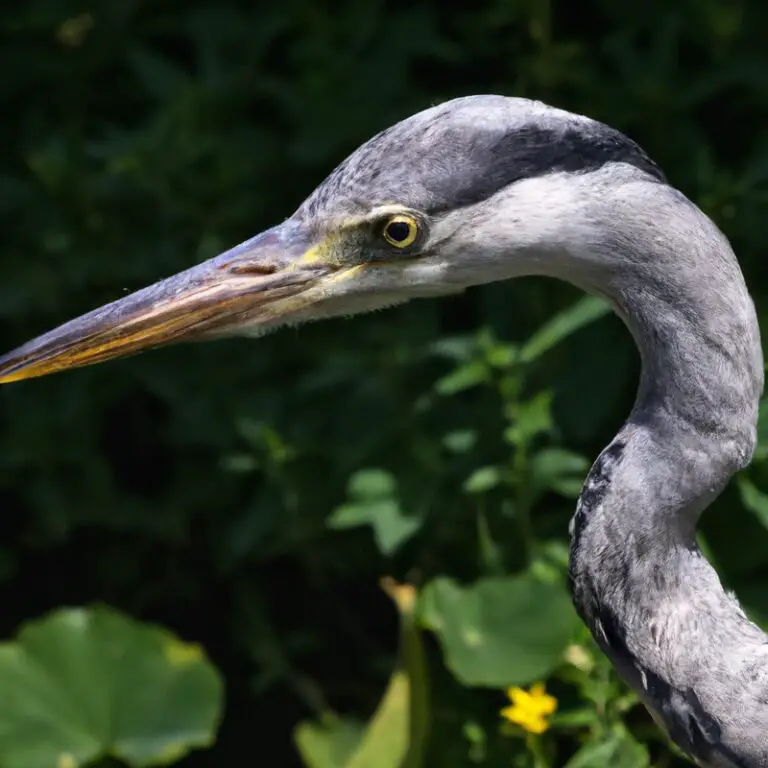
[536,694,558,715]
[501,707,524,725]
[526,716,548,734]
[507,686,532,707]
[500,705,518,720]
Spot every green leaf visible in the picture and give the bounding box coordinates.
[564,733,650,768]
[551,707,599,729]
[348,469,397,499]
[0,606,223,768]
[755,395,768,460]
[519,296,611,364]
[429,335,477,362]
[531,449,590,497]
[418,575,579,687]
[327,500,422,555]
[294,717,365,768]
[219,453,259,474]
[462,721,487,763]
[564,737,620,768]
[504,392,554,447]
[371,503,423,555]
[476,510,505,576]
[483,342,518,369]
[442,430,477,454]
[345,672,412,768]
[434,361,489,396]
[463,466,502,494]
[295,581,429,768]
[329,471,422,554]
[737,476,768,529]
[347,582,429,768]
[327,503,378,529]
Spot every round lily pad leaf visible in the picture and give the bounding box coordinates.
[0,606,224,768]
[418,575,579,687]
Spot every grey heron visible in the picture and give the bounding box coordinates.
[0,95,764,767]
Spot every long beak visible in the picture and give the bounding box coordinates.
[0,222,340,384]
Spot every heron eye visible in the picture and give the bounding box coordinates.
[382,215,419,248]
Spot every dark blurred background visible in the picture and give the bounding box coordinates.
[2,1,768,766]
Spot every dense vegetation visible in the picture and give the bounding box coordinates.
[1,1,767,766]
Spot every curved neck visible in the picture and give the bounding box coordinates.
[609,262,761,481]
[565,180,765,766]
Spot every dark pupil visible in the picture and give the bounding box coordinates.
[386,221,411,243]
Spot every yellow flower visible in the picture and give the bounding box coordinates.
[500,682,557,734]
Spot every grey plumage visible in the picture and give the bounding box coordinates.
[299,95,665,218]
[0,95,764,765]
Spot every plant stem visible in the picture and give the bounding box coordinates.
[525,733,549,768]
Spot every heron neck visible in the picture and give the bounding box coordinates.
[568,200,766,765]
[571,182,763,528]
[611,269,761,478]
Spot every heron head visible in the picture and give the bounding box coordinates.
[0,95,660,384]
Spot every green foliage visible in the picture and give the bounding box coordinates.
[564,735,649,768]
[738,394,768,529]
[518,297,611,365]
[419,575,578,687]
[327,470,423,555]
[0,607,222,768]
[1,1,768,767]
[295,581,429,768]
[737,475,768,529]
[295,718,365,768]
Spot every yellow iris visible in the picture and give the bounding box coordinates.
[500,682,558,734]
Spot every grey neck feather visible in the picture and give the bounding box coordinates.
[544,168,766,766]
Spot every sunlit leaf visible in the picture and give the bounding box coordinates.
[328,500,422,555]
[483,342,518,369]
[564,733,650,768]
[326,502,374,528]
[463,466,502,494]
[519,296,611,363]
[328,470,422,554]
[295,581,428,768]
[551,707,599,728]
[219,453,258,473]
[462,721,487,763]
[294,717,365,768]
[428,335,477,362]
[373,506,422,555]
[348,469,397,499]
[504,392,554,447]
[442,430,477,454]
[346,581,428,768]
[0,606,223,768]
[564,737,621,768]
[434,361,489,396]
[418,575,578,686]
